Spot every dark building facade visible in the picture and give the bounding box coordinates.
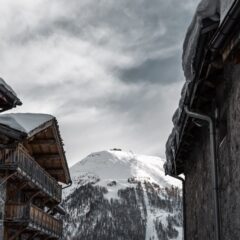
[165,1,240,240]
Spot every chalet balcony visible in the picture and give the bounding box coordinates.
[0,146,62,202]
[5,203,63,238]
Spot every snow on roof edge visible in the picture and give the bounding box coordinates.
[182,0,220,82]
[0,113,54,135]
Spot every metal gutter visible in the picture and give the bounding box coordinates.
[184,106,220,240]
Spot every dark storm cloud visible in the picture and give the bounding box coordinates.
[118,55,181,85]
[0,0,199,164]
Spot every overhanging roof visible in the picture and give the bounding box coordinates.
[0,78,22,111]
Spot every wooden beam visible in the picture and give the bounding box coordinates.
[9,227,26,240]
[30,139,56,145]
[34,154,60,161]
[46,169,63,175]
[204,80,215,89]
[36,160,58,167]
[28,190,41,203]
[16,181,29,191]
[27,232,39,240]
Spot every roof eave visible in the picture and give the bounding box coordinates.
[52,118,71,184]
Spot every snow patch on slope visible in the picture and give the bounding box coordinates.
[143,183,158,240]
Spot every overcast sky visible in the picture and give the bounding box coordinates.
[0,0,199,166]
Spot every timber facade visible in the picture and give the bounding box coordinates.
[0,79,71,240]
[165,1,240,240]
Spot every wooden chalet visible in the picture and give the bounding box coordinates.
[0,80,71,240]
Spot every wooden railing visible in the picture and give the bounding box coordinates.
[5,203,63,238]
[0,145,61,202]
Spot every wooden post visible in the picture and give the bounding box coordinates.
[8,227,26,240]
[27,232,39,240]
[3,227,8,240]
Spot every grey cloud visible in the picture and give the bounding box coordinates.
[10,0,197,54]
[18,80,73,103]
[0,0,199,164]
[118,55,182,85]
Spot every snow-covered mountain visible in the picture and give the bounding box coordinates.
[62,150,183,240]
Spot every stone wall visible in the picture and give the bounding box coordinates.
[184,64,240,239]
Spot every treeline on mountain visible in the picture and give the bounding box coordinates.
[62,181,182,240]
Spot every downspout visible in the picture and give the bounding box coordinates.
[170,175,186,240]
[184,106,220,240]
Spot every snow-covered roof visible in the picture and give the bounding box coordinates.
[220,0,235,22]
[0,113,54,136]
[0,78,18,98]
[182,0,220,82]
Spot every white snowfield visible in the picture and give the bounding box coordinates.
[66,150,181,198]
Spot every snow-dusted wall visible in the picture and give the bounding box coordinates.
[0,179,6,240]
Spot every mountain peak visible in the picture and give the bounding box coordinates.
[66,150,181,198]
[62,150,183,240]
